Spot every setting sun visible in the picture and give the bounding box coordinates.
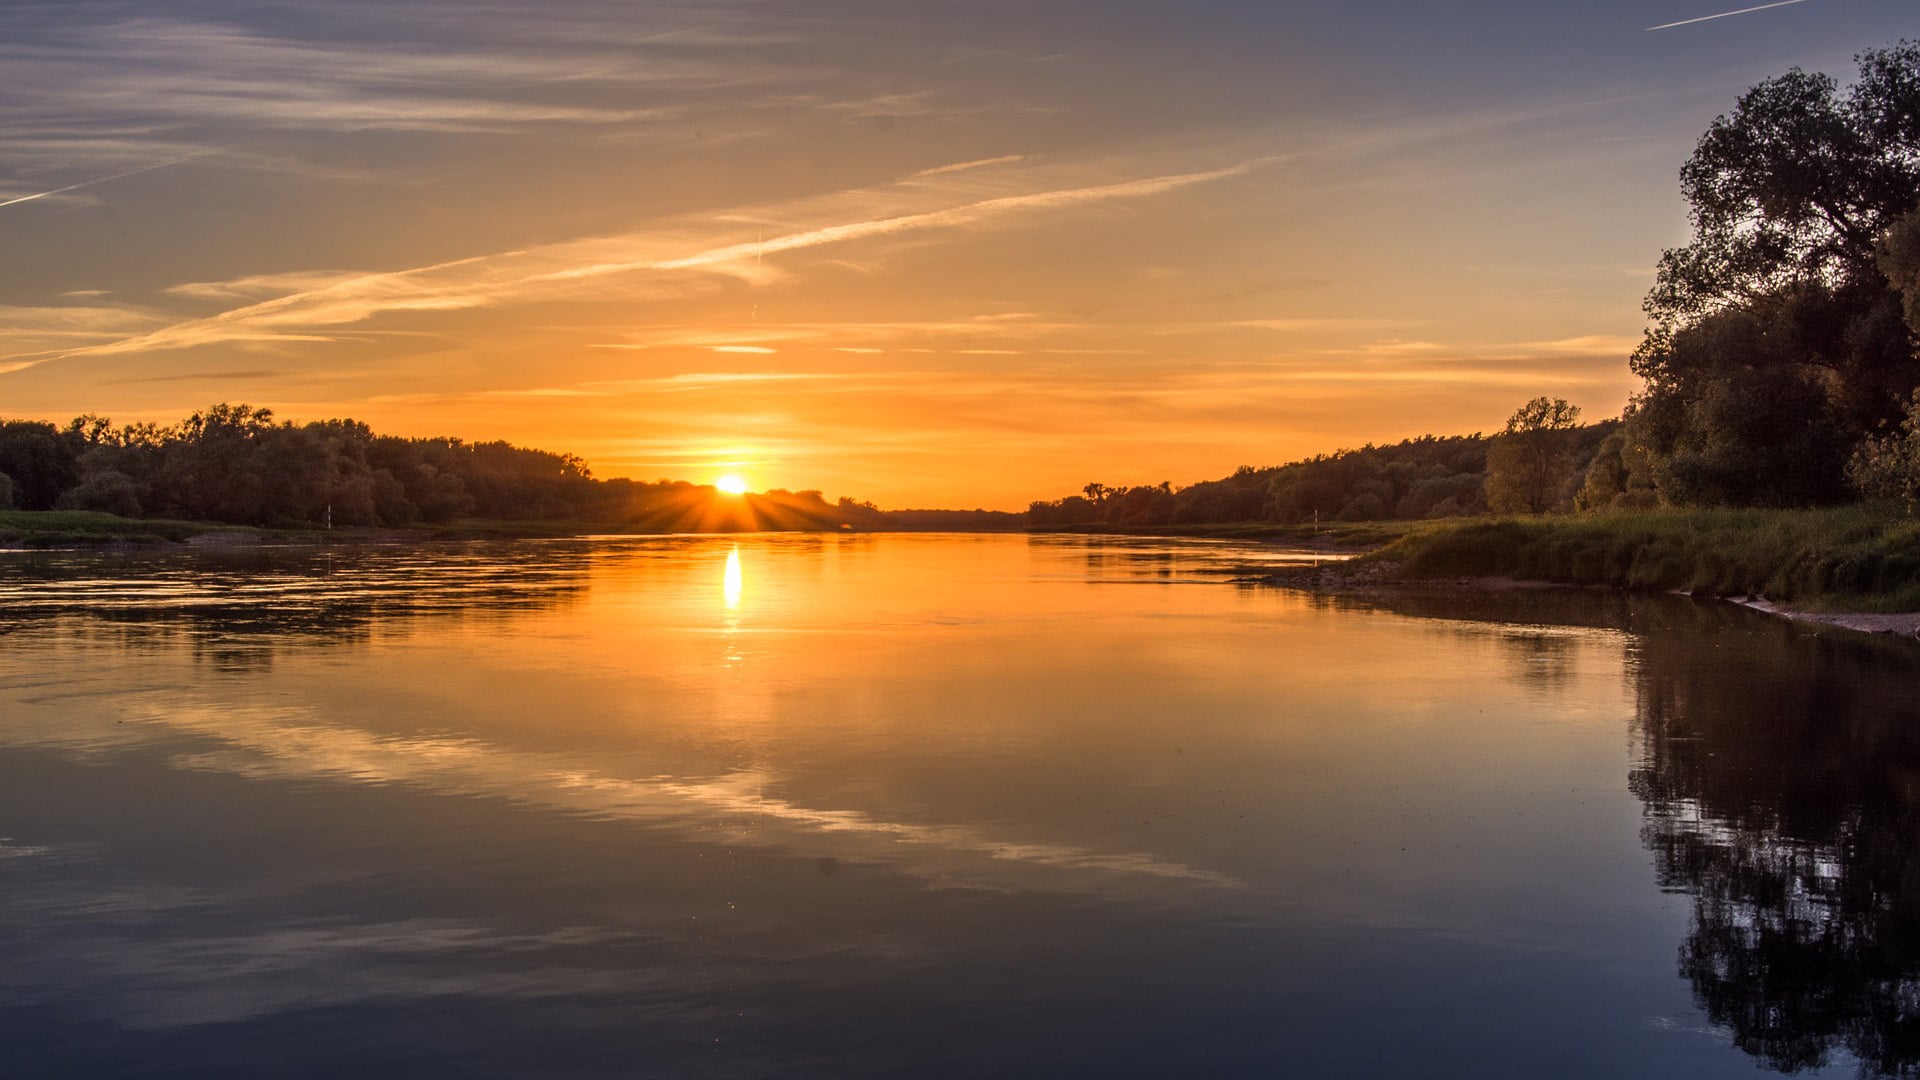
[714,474,750,495]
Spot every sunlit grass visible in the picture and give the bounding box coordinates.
[1377,504,1920,612]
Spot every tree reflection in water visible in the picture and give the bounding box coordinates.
[1629,611,1920,1077]
[0,542,590,669]
[1339,588,1920,1077]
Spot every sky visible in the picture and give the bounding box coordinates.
[1,1,1914,508]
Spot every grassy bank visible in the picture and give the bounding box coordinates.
[0,510,608,547]
[1376,505,1920,612]
[0,510,258,547]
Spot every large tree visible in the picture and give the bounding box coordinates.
[1630,42,1920,507]
[1488,397,1582,514]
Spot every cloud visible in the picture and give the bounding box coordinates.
[0,16,765,137]
[908,154,1031,179]
[101,369,281,386]
[0,304,170,362]
[1515,334,1641,355]
[631,160,1264,274]
[164,270,409,302]
[17,158,1266,370]
[1231,319,1420,333]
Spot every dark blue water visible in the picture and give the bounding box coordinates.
[2,535,1914,1078]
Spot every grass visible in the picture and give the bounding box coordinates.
[0,510,255,547]
[0,510,625,547]
[1374,504,1920,613]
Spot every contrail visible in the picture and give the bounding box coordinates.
[1647,0,1810,31]
[0,151,211,211]
[908,154,1030,180]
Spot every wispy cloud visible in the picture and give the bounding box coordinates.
[631,161,1262,274]
[0,16,765,137]
[908,154,1030,179]
[101,369,281,386]
[15,158,1267,370]
[1231,318,1420,333]
[1516,334,1641,355]
[0,303,170,366]
[1646,0,1811,31]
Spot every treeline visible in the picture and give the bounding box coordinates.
[0,403,1017,533]
[0,404,612,525]
[1029,421,1619,529]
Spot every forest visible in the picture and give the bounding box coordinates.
[1027,418,1620,530]
[0,403,1018,533]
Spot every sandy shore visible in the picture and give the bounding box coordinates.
[1731,598,1920,638]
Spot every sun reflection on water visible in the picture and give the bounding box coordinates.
[723,545,743,611]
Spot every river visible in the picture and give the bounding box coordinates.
[2,534,1915,1078]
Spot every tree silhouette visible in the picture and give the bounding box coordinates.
[1631,42,1920,508]
[1487,397,1582,514]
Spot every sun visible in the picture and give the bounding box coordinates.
[714,474,750,495]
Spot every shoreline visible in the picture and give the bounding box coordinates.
[1239,557,1920,640]
[8,511,1918,638]
[1729,597,1920,638]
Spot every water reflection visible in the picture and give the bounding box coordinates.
[724,544,743,611]
[1629,615,1920,1077]
[0,542,588,665]
[5,536,1920,1078]
[1343,585,1920,1077]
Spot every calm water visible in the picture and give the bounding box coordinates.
[3,534,1918,1078]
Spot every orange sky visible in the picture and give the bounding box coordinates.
[1,1,1912,507]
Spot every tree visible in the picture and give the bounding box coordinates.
[154,404,277,522]
[1646,42,1920,325]
[1487,397,1582,514]
[57,468,142,517]
[1847,390,1920,506]
[1631,42,1920,507]
[1883,206,1920,336]
[0,420,81,510]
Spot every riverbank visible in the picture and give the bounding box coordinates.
[0,510,254,547]
[1373,505,1920,612]
[0,511,1004,549]
[1231,504,1920,635]
[0,510,602,548]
